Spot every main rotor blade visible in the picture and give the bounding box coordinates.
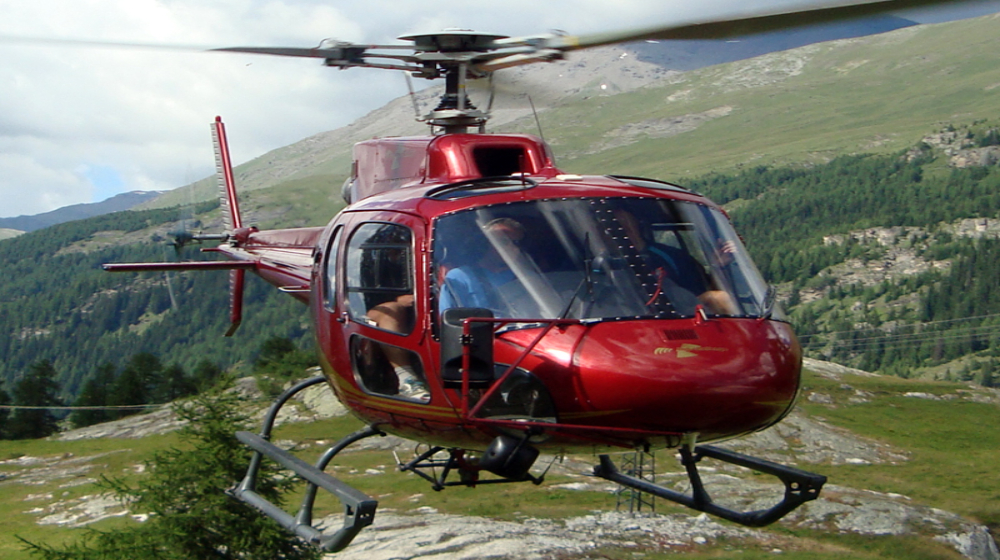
[558,0,964,49]
[0,34,209,53]
[1,0,970,76]
[210,43,414,59]
[210,44,421,71]
[210,46,349,58]
[0,34,410,60]
[0,34,420,69]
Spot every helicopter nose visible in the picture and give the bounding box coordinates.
[571,319,801,441]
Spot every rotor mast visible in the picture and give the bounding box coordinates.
[399,31,508,134]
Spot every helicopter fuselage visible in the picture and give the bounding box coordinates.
[275,133,804,453]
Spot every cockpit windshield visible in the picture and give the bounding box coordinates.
[432,197,782,323]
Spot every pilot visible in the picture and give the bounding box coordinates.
[613,209,738,315]
[438,217,525,316]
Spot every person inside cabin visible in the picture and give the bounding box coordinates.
[350,228,429,402]
[438,217,526,317]
[613,208,739,316]
[366,294,429,402]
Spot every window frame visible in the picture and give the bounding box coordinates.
[322,225,343,312]
[344,221,416,335]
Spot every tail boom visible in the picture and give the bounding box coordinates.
[103,117,320,335]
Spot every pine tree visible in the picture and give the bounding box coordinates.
[107,367,147,420]
[256,337,297,367]
[0,385,10,439]
[23,384,321,560]
[979,359,997,388]
[70,363,116,428]
[155,364,196,403]
[107,353,164,419]
[8,360,62,440]
[191,360,223,392]
[254,337,317,380]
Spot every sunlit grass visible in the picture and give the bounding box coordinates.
[0,432,180,560]
[798,372,1000,531]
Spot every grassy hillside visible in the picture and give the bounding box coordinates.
[1,366,997,559]
[542,15,1000,181]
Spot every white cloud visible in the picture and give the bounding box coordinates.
[0,152,91,211]
[0,0,382,217]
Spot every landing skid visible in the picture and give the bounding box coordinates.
[593,444,826,527]
[230,376,386,552]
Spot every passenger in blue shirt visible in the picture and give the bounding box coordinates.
[439,218,524,317]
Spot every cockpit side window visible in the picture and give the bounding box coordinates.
[322,226,342,311]
[345,222,414,335]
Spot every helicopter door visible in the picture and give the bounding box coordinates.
[343,217,430,403]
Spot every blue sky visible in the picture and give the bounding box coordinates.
[80,165,127,203]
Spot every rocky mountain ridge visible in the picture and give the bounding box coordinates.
[0,191,161,236]
[795,216,1000,306]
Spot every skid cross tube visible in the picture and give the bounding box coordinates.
[593,444,826,527]
[230,375,385,551]
[398,446,545,489]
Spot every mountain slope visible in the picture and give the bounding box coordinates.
[0,207,313,395]
[545,14,1000,179]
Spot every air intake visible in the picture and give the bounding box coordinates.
[662,329,698,341]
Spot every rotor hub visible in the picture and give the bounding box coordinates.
[399,30,508,52]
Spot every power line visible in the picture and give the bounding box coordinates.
[0,404,164,411]
[807,329,1000,353]
[797,312,1000,342]
[803,323,1000,350]
[805,329,1000,352]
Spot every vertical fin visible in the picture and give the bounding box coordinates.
[212,116,243,231]
[225,268,246,337]
[213,117,246,336]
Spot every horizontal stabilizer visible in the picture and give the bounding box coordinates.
[103,261,255,272]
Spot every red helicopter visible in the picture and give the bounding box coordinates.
[103,0,956,551]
